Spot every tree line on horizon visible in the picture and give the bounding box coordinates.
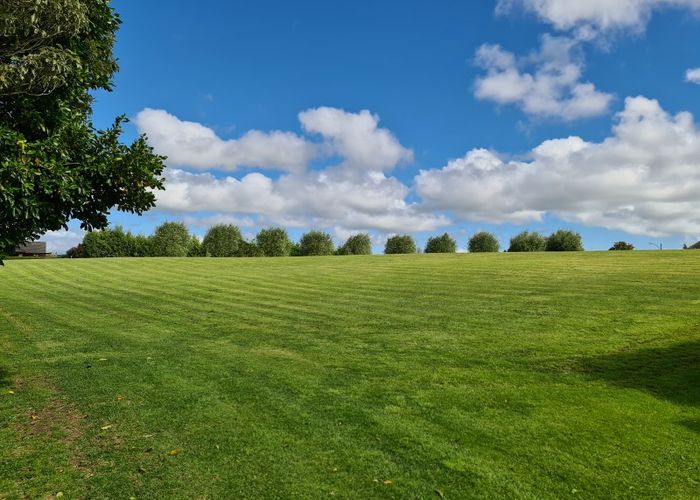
[63,222,634,259]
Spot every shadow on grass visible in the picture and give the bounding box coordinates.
[580,340,700,408]
[0,366,10,388]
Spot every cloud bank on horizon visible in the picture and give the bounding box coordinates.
[136,94,700,239]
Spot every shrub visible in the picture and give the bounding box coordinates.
[468,232,500,253]
[425,233,457,253]
[202,224,243,257]
[290,242,302,257]
[131,234,152,257]
[508,231,546,252]
[609,241,634,251]
[187,236,203,257]
[81,230,113,257]
[150,222,191,257]
[338,234,372,255]
[546,230,583,252]
[81,226,130,257]
[256,228,292,257]
[66,244,84,258]
[299,231,335,256]
[239,240,263,257]
[384,235,416,254]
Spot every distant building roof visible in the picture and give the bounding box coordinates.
[15,241,48,255]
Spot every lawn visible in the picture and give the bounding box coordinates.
[1,252,698,498]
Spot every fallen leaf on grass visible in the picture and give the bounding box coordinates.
[168,448,182,456]
[383,480,392,485]
[116,395,124,401]
[6,390,15,395]
[101,424,113,430]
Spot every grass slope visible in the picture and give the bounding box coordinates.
[1,252,699,498]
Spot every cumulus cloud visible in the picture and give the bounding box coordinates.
[474,35,613,120]
[181,214,256,229]
[158,168,447,233]
[415,96,700,236]
[135,106,443,235]
[496,0,700,36]
[686,67,700,84]
[134,108,317,173]
[299,107,413,171]
[155,165,447,235]
[42,229,85,254]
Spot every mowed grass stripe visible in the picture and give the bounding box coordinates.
[1,253,698,498]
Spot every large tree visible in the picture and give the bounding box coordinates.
[0,0,165,262]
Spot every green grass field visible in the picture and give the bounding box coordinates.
[1,252,698,498]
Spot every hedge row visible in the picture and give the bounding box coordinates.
[69,223,625,258]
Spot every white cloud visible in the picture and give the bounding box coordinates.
[158,167,448,234]
[42,229,85,254]
[155,165,447,236]
[138,106,442,235]
[415,96,700,236]
[134,108,317,173]
[497,0,700,35]
[299,107,413,171]
[181,214,256,229]
[686,67,700,84]
[474,35,613,120]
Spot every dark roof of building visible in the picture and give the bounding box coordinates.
[689,241,700,249]
[15,241,48,254]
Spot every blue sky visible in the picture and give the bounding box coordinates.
[50,0,700,252]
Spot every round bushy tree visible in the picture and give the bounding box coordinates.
[150,222,191,257]
[609,241,634,251]
[338,234,372,255]
[202,224,243,257]
[425,233,457,253]
[299,231,335,256]
[468,232,500,253]
[546,230,583,252]
[384,235,416,254]
[256,227,292,257]
[508,231,546,252]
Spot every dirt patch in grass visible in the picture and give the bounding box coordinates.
[14,378,93,478]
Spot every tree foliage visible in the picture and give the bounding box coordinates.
[384,235,416,254]
[80,225,149,258]
[468,232,500,253]
[609,241,634,251]
[150,222,190,257]
[256,227,292,257]
[338,233,372,255]
[425,233,456,253]
[299,231,335,256]
[201,224,243,257]
[187,236,203,257]
[508,231,546,252]
[545,230,583,252]
[238,240,263,257]
[0,0,165,262]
